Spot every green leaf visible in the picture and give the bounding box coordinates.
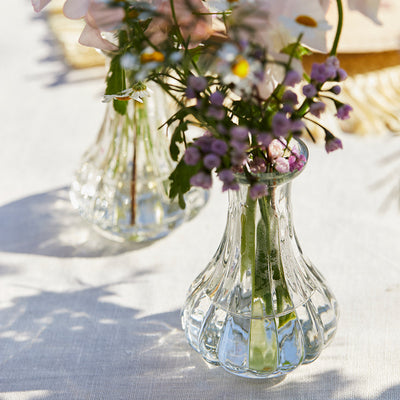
[113,98,127,115]
[281,43,312,59]
[105,55,127,115]
[169,159,201,209]
[170,121,188,161]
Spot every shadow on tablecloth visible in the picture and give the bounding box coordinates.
[0,282,398,400]
[0,187,154,257]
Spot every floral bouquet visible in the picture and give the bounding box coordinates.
[32,0,380,203]
[33,0,381,378]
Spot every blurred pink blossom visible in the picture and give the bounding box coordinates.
[79,1,124,51]
[31,0,123,51]
[147,0,213,46]
[348,0,381,24]
[31,0,87,16]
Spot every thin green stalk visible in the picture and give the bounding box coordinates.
[330,0,344,56]
[240,191,256,280]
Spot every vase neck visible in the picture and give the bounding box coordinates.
[228,179,293,227]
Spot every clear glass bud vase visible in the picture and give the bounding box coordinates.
[181,141,339,378]
[70,84,208,242]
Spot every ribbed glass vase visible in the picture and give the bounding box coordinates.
[70,84,208,242]
[181,140,338,378]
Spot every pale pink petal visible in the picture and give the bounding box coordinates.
[78,24,118,51]
[63,0,90,19]
[86,2,125,31]
[348,0,382,24]
[31,0,52,12]
[318,0,330,13]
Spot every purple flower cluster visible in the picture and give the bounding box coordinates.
[184,123,254,191]
[303,57,352,124]
[185,126,250,190]
[310,56,346,83]
[186,75,227,122]
[178,57,348,201]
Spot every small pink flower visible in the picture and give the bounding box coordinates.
[268,138,285,160]
[274,157,290,173]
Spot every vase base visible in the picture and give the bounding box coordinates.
[69,182,209,243]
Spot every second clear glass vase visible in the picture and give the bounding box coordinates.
[181,140,339,379]
[70,84,208,242]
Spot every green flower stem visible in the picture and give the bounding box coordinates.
[240,191,256,280]
[241,186,296,372]
[330,0,344,56]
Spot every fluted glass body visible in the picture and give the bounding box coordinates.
[181,142,339,378]
[70,86,208,242]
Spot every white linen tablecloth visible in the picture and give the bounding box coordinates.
[1,2,400,399]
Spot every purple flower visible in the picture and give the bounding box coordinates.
[230,140,248,152]
[195,134,214,153]
[331,85,341,95]
[187,75,207,92]
[302,83,317,98]
[222,181,240,191]
[217,123,228,135]
[249,183,267,200]
[289,154,306,171]
[210,91,224,106]
[249,157,267,173]
[311,63,332,83]
[257,132,272,147]
[272,113,291,136]
[282,90,298,104]
[184,146,201,166]
[325,136,343,153]
[274,157,290,173]
[230,126,249,141]
[203,153,221,169]
[337,68,348,82]
[190,171,212,189]
[219,169,235,183]
[185,87,196,99]
[219,169,239,192]
[309,101,326,118]
[335,104,353,120]
[284,70,302,87]
[211,139,228,156]
[281,104,293,114]
[231,149,247,166]
[325,56,340,69]
[207,106,225,120]
[291,119,305,133]
[324,64,337,79]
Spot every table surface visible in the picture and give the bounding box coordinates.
[1,2,400,400]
